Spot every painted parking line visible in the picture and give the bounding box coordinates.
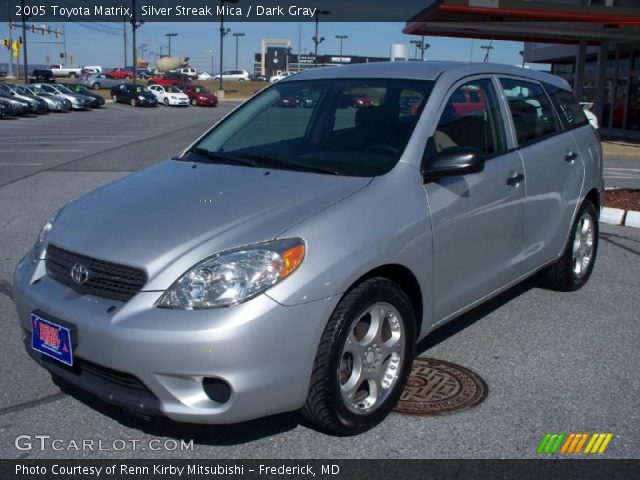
[1,141,114,145]
[0,163,44,166]
[0,149,85,153]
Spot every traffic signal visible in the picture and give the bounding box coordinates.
[12,40,20,59]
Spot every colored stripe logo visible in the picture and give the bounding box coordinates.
[537,433,613,454]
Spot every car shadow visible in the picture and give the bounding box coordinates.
[416,276,537,354]
[51,376,301,445]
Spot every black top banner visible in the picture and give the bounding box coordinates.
[2,0,431,22]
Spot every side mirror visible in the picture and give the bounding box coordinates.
[422,146,486,182]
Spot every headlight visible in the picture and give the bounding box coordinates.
[170,95,177,99]
[34,208,63,260]
[156,238,305,309]
[138,95,145,101]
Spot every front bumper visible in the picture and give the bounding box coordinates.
[14,253,338,424]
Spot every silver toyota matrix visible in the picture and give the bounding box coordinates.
[14,62,603,434]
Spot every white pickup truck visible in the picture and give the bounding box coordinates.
[49,64,83,78]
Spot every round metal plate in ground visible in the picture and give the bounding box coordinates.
[394,357,488,415]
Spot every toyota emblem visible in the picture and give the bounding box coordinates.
[70,263,89,285]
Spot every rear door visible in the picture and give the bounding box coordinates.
[425,76,526,322]
[498,77,584,270]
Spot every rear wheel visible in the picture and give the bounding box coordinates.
[92,83,100,90]
[112,95,118,103]
[303,277,416,435]
[542,201,598,291]
[130,99,136,107]
[69,72,77,78]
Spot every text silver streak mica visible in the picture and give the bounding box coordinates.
[14,62,603,434]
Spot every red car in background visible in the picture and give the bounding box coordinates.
[179,85,218,107]
[148,72,192,88]
[105,68,133,80]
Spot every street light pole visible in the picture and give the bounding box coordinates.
[336,35,347,59]
[130,0,144,84]
[166,33,177,56]
[218,0,237,91]
[232,32,245,70]
[312,10,330,67]
[20,0,28,83]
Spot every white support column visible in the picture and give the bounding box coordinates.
[574,40,587,101]
[593,41,609,126]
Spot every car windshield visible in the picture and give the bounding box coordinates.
[192,86,208,93]
[189,78,434,176]
[55,85,74,94]
[135,86,149,93]
[166,86,180,93]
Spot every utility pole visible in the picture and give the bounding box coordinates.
[410,40,422,60]
[130,0,144,84]
[166,33,177,56]
[6,1,13,77]
[312,10,330,67]
[20,0,28,83]
[481,42,494,63]
[422,37,430,61]
[205,48,214,75]
[336,35,347,59]
[232,32,244,70]
[123,17,127,67]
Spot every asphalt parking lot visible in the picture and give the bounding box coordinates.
[1,105,639,459]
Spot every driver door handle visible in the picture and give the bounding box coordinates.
[506,173,525,186]
[565,151,578,162]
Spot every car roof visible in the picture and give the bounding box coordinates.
[287,61,570,91]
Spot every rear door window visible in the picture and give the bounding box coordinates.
[543,83,589,130]
[499,78,561,146]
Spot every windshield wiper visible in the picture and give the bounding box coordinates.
[243,154,339,175]
[188,147,258,168]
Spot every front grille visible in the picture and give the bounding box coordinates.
[46,244,147,302]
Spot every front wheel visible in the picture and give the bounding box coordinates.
[163,97,169,106]
[130,99,136,107]
[303,277,416,435]
[542,201,598,291]
[92,83,100,90]
[112,95,118,103]
[190,98,198,106]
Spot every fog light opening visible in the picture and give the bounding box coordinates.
[202,378,232,404]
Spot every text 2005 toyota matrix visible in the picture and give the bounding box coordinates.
[15,62,602,434]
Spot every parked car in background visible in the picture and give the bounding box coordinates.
[105,68,133,80]
[580,102,599,130]
[148,72,192,87]
[60,83,106,107]
[0,99,13,119]
[111,83,157,107]
[269,71,296,83]
[32,83,92,110]
[0,91,32,115]
[214,69,250,81]
[197,71,214,81]
[0,83,49,114]
[251,74,268,82]
[81,67,100,76]
[0,96,22,117]
[17,85,70,112]
[175,67,198,79]
[28,69,55,84]
[81,73,123,90]
[81,65,103,73]
[49,64,83,78]
[137,69,153,79]
[178,84,218,106]
[148,84,190,106]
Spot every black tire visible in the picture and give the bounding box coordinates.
[92,83,100,90]
[130,99,136,107]
[163,97,169,106]
[69,72,77,78]
[112,95,118,103]
[191,98,198,106]
[542,201,598,291]
[302,277,416,435]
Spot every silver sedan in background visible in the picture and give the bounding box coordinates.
[15,85,70,112]
[81,73,124,90]
[14,62,603,435]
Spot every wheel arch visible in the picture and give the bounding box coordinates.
[346,264,424,336]
[584,188,601,218]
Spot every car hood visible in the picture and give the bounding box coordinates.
[49,160,371,290]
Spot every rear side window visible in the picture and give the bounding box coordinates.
[544,83,589,130]
[500,78,560,146]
